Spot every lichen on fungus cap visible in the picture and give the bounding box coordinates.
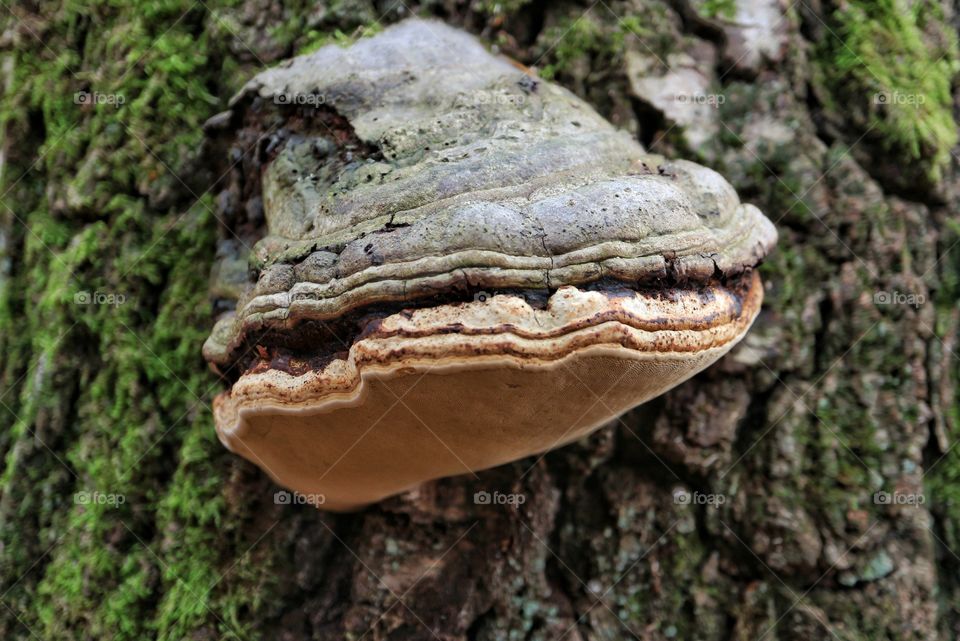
[202,18,777,511]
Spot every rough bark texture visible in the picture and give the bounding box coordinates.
[1,1,959,640]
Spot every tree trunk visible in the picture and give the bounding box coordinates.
[2,1,959,639]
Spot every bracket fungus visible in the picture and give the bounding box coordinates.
[202,19,777,511]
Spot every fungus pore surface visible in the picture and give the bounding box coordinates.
[203,18,777,511]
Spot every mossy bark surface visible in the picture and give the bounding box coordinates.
[1,1,959,639]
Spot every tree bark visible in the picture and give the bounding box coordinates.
[1,1,959,640]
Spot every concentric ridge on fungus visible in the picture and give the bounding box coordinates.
[203,18,777,510]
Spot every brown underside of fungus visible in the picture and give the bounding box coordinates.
[202,18,777,511]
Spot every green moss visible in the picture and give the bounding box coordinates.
[297,23,383,56]
[475,0,533,17]
[617,516,735,639]
[698,0,737,20]
[925,219,960,620]
[0,1,301,639]
[818,0,959,181]
[538,13,658,81]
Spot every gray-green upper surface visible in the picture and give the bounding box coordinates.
[203,18,776,365]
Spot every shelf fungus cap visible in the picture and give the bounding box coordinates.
[203,19,777,511]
